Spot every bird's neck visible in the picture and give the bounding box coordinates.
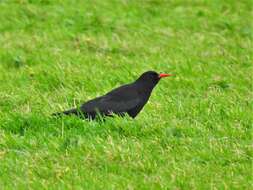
[135,81,156,97]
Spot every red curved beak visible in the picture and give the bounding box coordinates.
[159,73,173,78]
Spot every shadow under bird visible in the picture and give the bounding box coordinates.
[53,71,172,119]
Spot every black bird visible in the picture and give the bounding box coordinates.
[53,71,172,119]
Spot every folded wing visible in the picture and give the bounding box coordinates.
[80,84,141,116]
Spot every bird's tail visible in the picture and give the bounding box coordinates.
[52,108,78,117]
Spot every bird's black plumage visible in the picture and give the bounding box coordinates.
[53,71,170,119]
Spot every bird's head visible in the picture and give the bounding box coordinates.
[136,71,173,87]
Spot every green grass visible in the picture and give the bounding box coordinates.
[0,0,252,189]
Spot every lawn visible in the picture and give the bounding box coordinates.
[0,0,252,189]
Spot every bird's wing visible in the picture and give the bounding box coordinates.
[81,84,141,114]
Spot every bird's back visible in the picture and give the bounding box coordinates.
[80,83,149,118]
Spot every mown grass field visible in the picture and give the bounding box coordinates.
[0,0,252,189]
